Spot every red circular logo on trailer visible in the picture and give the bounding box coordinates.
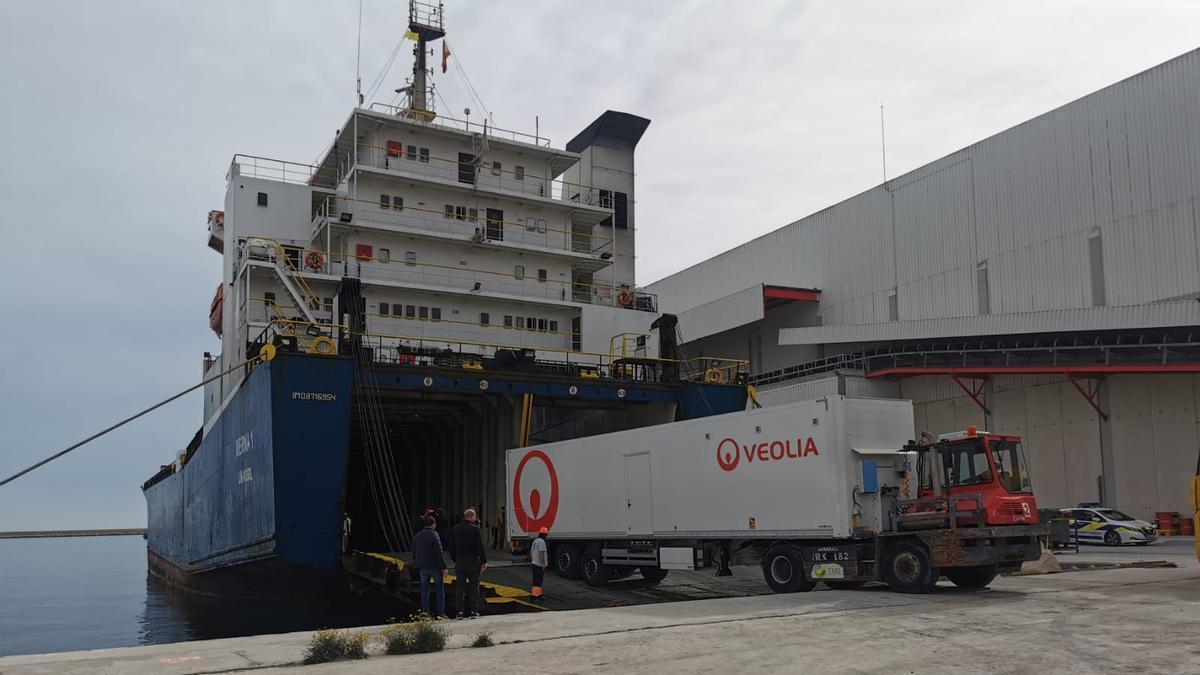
[513,450,559,533]
[716,438,740,472]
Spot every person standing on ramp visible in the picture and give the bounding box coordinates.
[530,526,549,602]
[448,508,488,618]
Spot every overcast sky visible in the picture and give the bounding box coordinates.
[1,0,1197,530]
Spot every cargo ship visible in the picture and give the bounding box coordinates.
[142,1,748,594]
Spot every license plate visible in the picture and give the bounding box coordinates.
[804,545,857,563]
[811,563,845,579]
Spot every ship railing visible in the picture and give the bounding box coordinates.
[251,318,748,385]
[241,237,652,311]
[250,296,576,351]
[365,103,550,147]
[228,154,327,186]
[350,139,605,205]
[314,195,594,254]
[408,0,444,32]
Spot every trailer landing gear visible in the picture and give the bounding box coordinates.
[715,544,733,577]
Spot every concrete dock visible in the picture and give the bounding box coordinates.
[3,541,1197,674]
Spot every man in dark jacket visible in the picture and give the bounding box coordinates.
[412,516,447,618]
[447,508,488,618]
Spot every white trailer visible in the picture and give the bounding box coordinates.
[506,395,1044,593]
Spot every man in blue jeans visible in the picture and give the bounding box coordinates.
[412,515,447,618]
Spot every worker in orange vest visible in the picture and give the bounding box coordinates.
[530,526,549,602]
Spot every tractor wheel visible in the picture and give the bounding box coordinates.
[761,544,814,593]
[945,564,998,589]
[884,541,939,594]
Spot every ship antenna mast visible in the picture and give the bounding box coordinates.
[355,0,364,105]
[404,0,445,121]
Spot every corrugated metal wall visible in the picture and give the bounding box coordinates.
[649,49,1200,328]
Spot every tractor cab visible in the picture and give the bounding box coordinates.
[897,426,1038,531]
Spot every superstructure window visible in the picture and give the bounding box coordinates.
[514,265,525,280]
[503,315,513,327]
[454,205,467,221]
[467,208,477,222]
[257,192,268,207]
[418,306,429,319]
[537,268,547,282]
[480,312,490,326]
[406,145,417,160]
[514,166,525,181]
[491,161,502,176]
[527,316,536,330]
[515,317,525,329]
[380,194,390,209]
[323,297,333,312]
[405,251,417,266]
[392,304,403,316]
[263,292,276,308]
[537,318,547,332]
[406,305,416,318]
[379,302,390,315]
[549,320,558,332]
[418,147,430,163]
[379,248,390,262]
[614,191,628,228]
[431,307,442,321]
[392,195,404,211]
[444,204,454,219]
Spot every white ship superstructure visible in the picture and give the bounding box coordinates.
[202,3,655,421]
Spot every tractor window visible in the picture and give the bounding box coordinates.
[940,441,992,488]
[990,439,1032,493]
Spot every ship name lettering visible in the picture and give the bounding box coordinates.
[292,391,337,401]
[235,432,253,457]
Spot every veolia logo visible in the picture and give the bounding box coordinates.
[513,449,559,533]
[716,436,820,472]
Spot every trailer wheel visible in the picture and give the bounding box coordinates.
[824,580,866,590]
[581,547,611,587]
[944,564,998,589]
[639,566,668,584]
[553,544,583,579]
[761,544,814,593]
[883,541,938,594]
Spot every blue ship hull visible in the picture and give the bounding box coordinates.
[143,351,746,593]
[144,353,354,587]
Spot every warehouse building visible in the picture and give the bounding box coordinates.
[648,48,1200,520]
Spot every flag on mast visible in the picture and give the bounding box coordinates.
[404,29,419,41]
[442,42,450,73]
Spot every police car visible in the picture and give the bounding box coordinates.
[1061,506,1158,546]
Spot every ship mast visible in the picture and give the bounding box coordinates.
[404,0,446,121]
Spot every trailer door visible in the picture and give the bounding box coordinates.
[624,452,653,535]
